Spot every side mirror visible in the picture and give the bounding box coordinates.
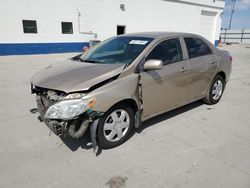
[144,59,163,70]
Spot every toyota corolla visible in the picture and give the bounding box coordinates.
[31,32,232,149]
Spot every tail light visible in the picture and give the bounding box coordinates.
[229,56,233,63]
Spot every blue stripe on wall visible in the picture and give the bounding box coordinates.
[0,42,89,55]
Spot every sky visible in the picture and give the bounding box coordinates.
[222,0,250,29]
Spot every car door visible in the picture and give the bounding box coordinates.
[183,37,217,100]
[141,38,189,117]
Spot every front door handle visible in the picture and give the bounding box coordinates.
[179,67,189,73]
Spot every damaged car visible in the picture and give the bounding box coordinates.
[31,32,232,149]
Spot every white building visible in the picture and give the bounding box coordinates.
[0,0,225,55]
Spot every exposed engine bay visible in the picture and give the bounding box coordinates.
[32,85,103,150]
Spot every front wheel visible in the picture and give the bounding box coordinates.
[97,103,134,149]
[203,75,225,105]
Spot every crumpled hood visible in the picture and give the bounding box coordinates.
[31,60,125,93]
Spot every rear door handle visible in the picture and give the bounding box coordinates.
[179,67,189,73]
[210,60,217,64]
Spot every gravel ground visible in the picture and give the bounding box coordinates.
[0,45,250,188]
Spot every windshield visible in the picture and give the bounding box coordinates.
[80,36,153,64]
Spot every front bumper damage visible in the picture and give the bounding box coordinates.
[34,87,104,152]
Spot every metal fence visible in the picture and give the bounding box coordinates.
[220,29,250,44]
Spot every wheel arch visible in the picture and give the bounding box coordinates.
[216,71,226,82]
[108,98,139,115]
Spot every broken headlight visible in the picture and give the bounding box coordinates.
[44,97,96,120]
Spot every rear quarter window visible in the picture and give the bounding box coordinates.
[184,37,212,59]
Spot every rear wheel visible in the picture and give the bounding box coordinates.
[97,103,134,149]
[203,75,225,105]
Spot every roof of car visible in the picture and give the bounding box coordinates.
[122,31,198,39]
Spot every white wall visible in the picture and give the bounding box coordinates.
[0,0,225,44]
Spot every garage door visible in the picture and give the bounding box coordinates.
[199,10,217,44]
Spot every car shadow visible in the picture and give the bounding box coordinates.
[59,132,92,151]
[59,131,103,156]
[29,100,204,156]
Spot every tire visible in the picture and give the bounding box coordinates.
[97,103,134,149]
[203,75,225,105]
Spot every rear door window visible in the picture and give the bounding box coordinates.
[184,37,212,59]
[146,38,183,65]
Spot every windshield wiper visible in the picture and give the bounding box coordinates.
[82,59,103,64]
[71,54,83,62]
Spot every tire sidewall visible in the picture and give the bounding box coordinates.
[208,75,225,104]
[97,103,134,149]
